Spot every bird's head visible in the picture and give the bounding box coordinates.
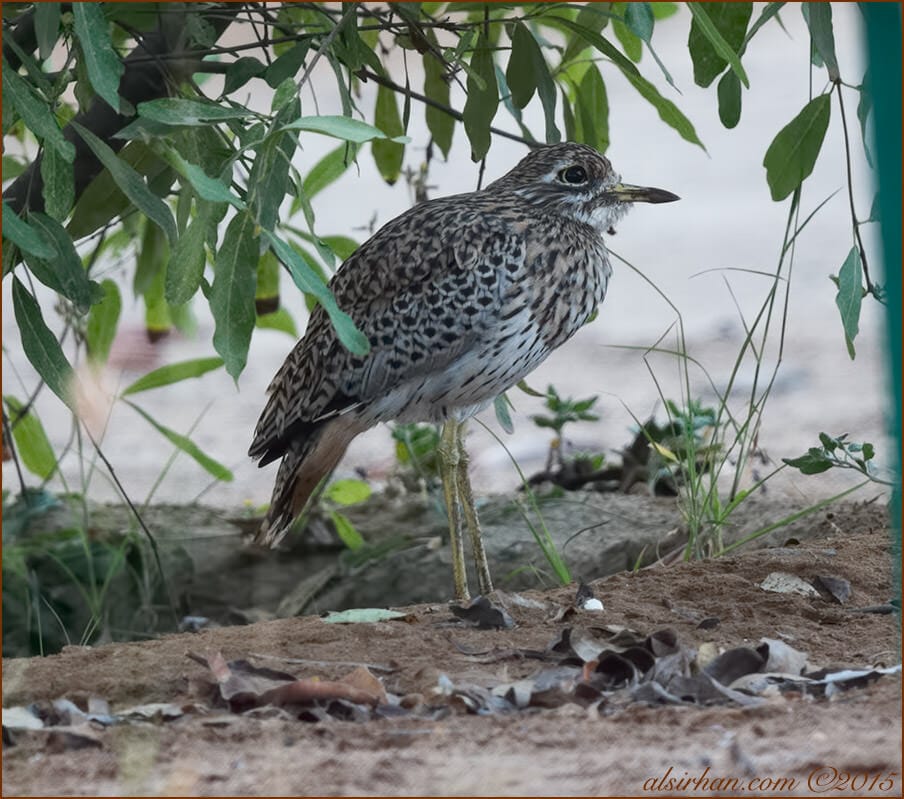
[487,142,679,233]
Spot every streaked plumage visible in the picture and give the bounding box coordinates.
[250,143,678,573]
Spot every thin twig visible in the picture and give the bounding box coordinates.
[357,68,533,148]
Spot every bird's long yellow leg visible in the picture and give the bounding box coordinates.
[440,418,469,600]
[455,422,494,595]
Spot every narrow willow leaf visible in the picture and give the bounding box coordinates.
[71,122,177,244]
[67,140,173,240]
[2,63,74,161]
[263,41,309,88]
[687,4,751,89]
[280,115,405,144]
[493,394,514,435]
[463,33,499,161]
[577,65,609,153]
[211,212,258,380]
[223,56,266,94]
[122,357,224,396]
[2,203,54,259]
[248,98,299,230]
[256,307,297,337]
[23,212,100,313]
[40,143,75,221]
[125,400,234,481]
[72,3,124,112]
[303,143,358,200]
[255,250,280,313]
[3,395,57,479]
[35,3,61,61]
[717,70,742,129]
[834,247,862,359]
[550,17,704,150]
[763,94,831,201]
[166,203,212,306]
[11,276,74,408]
[801,3,838,80]
[168,152,245,210]
[624,2,654,42]
[325,478,372,506]
[856,74,874,168]
[372,84,405,184]
[143,253,172,340]
[262,230,369,356]
[513,23,559,143]
[85,279,121,365]
[137,98,255,126]
[507,22,537,108]
[330,511,365,550]
[423,48,454,158]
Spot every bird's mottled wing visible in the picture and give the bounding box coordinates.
[249,211,526,462]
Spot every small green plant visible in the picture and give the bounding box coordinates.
[321,477,372,551]
[784,433,891,486]
[391,422,442,483]
[531,385,600,471]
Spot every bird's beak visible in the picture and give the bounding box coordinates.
[603,182,680,204]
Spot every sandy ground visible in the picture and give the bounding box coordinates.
[3,502,901,797]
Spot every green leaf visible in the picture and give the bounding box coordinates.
[255,249,280,310]
[2,155,27,181]
[211,212,259,380]
[493,394,514,435]
[11,277,74,408]
[125,400,234,482]
[85,279,121,365]
[2,61,75,161]
[280,115,406,144]
[550,17,704,150]
[2,203,54,259]
[248,99,299,230]
[167,152,245,210]
[255,307,297,337]
[39,143,75,221]
[271,77,297,112]
[834,247,862,359]
[801,3,838,81]
[262,230,370,356]
[121,357,224,396]
[856,73,874,168]
[22,212,100,313]
[423,49,454,158]
[322,608,408,624]
[329,510,365,551]
[687,4,751,89]
[325,478,372,506]
[762,94,831,201]
[509,23,559,143]
[577,64,609,153]
[372,84,405,184]
[782,452,833,475]
[562,3,612,64]
[72,3,124,112]
[143,240,172,338]
[717,70,742,128]
[166,203,212,305]
[263,41,308,88]
[624,2,654,41]
[223,56,266,94]
[35,3,61,61]
[70,121,177,244]
[507,22,537,108]
[462,33,499,160]
[3,396,57,480]
[137,98,255,126]
[303,143,358,199]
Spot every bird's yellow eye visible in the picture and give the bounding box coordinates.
[558,165,588,185]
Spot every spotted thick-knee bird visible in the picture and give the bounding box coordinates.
[249,142,678,599]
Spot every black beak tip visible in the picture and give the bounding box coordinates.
[648,188,681,204]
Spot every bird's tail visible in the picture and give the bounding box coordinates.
[254,418,363,548]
